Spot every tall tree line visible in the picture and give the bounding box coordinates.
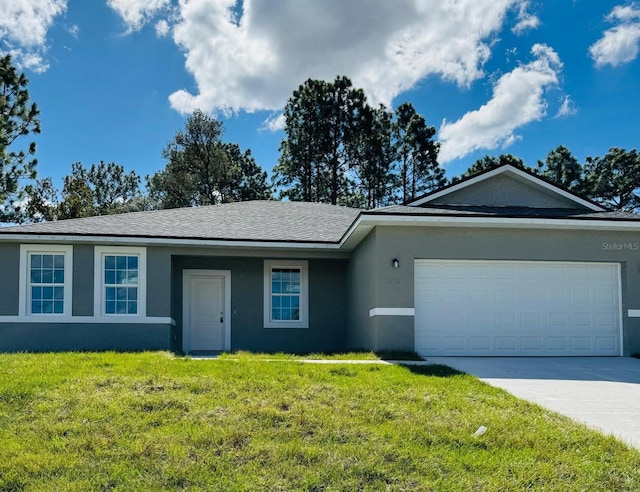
[3,54,640,223]
[274,76,444,209]
[461,146,640,212]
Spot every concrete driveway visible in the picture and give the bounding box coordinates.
[425,357,640,450]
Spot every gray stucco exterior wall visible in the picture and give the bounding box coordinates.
[172,256,348,354]
[0,323,171,352]
[0,243,19,315]
[72,245,94,316]
[430,174,585,209]
[147,247,172,317]
[346,230,377,350]
[349,225,640,355]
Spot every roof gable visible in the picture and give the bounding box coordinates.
[408,165,605,211]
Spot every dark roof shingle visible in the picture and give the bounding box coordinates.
[367,204,640,221]
[0,201,362,243]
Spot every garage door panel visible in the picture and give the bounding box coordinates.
[547,338,567,350]
[414,260,621,356]
[596,337,616,350]
[495,337,517,350]
[470,337,490,350]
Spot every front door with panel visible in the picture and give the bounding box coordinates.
[184,272,227,352]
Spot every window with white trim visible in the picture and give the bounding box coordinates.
[264,260,308,328]
[94,246,146,317]
[19,245,73,317]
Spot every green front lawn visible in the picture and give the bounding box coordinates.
[1,352,639,490]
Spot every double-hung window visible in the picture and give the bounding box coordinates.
[94,246,146,317]
[20,245,73,317]
[264,260,308,328]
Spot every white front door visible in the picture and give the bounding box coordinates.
[183,270,231,353]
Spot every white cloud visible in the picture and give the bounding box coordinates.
[67,24,79,39]
[0,0,67,72]
[165,0,532,116]
[262,113,285,132]
[555,95,577,118]
[608,4,640,22]
[590,4,640,67]
[438,44,562,163]
[106,0,170,32]
[155,19,170,37]
[512,1,540,34]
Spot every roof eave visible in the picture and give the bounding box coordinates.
[339,213,640,249]
[0,233,344,251]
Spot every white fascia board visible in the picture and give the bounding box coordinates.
[409,165,605,212]
[0,315,175,324]
[0,234,343,250]
[339,214,640,249]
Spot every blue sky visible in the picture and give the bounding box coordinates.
[3,1,640,191]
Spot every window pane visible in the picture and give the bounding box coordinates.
[116,256,127,269]
[288,283,301,294]
[116,287,127,300]
[54,255,64,268]
[53,301,64,314]
[291,296,300,309]
[42,255,54,268]
[103,254,141,315]
[105,256,116,269]
[128,287,138,301]
[127,256,138,269]
[43,286,53,301]
[127,301,138,315]
[54,287,64,300]
[32,300,42,313]
[31,286,42,300]
[42,301,53,314]
[272,308,281,320]
[291,308,300,320]
[31,254,42,268]
[41,269,53,283]
[126,270,138,285]
[272,278,281,293]
[53,269,64,283]
[30,269,42,283]
[105,300,116,314]
[106,287,116,301]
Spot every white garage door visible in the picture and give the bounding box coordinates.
[414,260,622,356]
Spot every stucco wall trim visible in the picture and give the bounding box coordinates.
[369,308,415,317]
[0,315,174,325]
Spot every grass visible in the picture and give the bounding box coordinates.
[0,352,639,490]
[216,350,424,361]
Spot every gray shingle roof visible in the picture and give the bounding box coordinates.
[367,204,640,221]
[3,201,640,246]
[0,201,362,243]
